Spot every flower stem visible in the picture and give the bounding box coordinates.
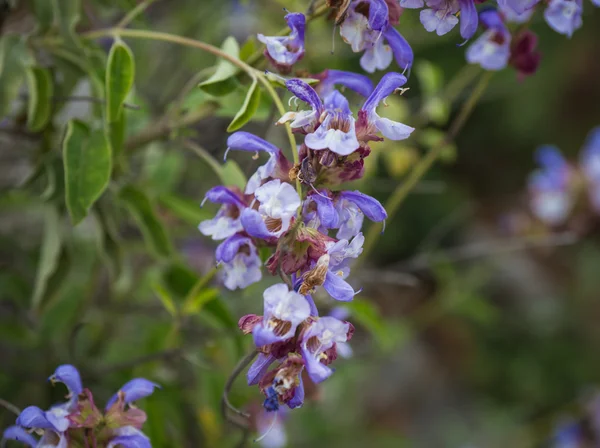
[359,71,494,264]
[222,350,258,427]
[116,0,159,29]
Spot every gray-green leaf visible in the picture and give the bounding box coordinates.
[25,67,53,132]
[119,185,172,258]
[63,120,112,225]
[31,206,62,310]
[198,37,240,96]
[227,78,261,132]
[106,40,135,123]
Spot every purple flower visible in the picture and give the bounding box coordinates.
[339,0,413,72]
[322,233,364,301]
[16,406,56,430]
[402,0,478,39]
[498,0,535,22]
[107,426,152,448]
[2,426,38,447]
[499,0,540,15]
[316,69,374,98]
[358,73,415,141]
[49,364,83,398]
[106,378,160,410]
[466,9,511,70]
[305,91,360,156]
[300,317,352,383]
[528,145,574,226]
[278,79,324,133]
[258,12,305,73]
[216,234,262,290]
[543,0,582,37]
[252,283,311,347]
[241,180,301,239]
[303,191,340,232]
[199,186,246,240]
[336,190,387,239]
[226,132,289,194]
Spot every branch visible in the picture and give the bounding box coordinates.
[221,350,258,430]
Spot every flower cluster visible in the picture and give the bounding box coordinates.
[466,7,541,78]
[1,365,159,448]
[199,70,413,413]
[527,126,600,227]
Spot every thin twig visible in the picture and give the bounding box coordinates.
[116,0,158,29]
[0,398,21,416]
[222,350,258,427]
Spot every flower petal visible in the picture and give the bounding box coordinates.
[285,79,323,112]
[240,209,275,239]
[360,39,394,73]
[287,376,305,409]
[362,72,408,115]
[202,186,245,207]
[458,0,479,40]
[318,70,374,98]
[16,406,54,430]
[215,234,254,263]
[106,379,160,410]
[368,0,390,31]
[247,353,276,385]
[323,270,356,302]
[49,364,83,396]
[2,426,38,447]
[227,132,279,155]
[383,27,414,72]
[107,427,151,448]
[311,193,340,229]
[339,191,387,222]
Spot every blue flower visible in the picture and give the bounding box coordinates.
[300,316,353,383]
[339,0,414,73]
[105,378,161,410]
[226,132,291,195]
[528,145,574,226]
[316,69,374,98]
[277,78,324,133]
[466,9,511,71]
[252,283,311,347]
[107,426,152,448]
[401,0,478,40]
[199,186,246,240]
[543,0,582,37]
[258,12,305,73]
[2,426,38,448]
[305,91,360,156]
[215,234,262,290]
[358,73,415,142]
[241,180,301,239]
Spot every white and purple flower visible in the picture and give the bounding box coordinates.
[215,233,263,290]
[466,9,511,71]
[258,12,305,73]
[401,0,478,41]
[198,186,246,240]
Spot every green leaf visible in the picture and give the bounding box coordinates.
[31,206,62,310]
[106,40,135,123]
[221,160,247,190]
[52,0,82,47]
[0,35,29,116]
[25,67,53,132]
[239,37,257,61]
[198,37,240,96]
[153,282,178,317]
[108,112,127,163]
[63,121,112,225]
[32,0,55,33]
[158,193,212,226]
[227,78,261,132]
[182,287,219,316]
[118,185,172,258]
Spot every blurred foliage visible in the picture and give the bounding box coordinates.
[0,0,599,447]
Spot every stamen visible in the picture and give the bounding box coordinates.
[200,196,209,208]
[381,220,386,234]
[223,147,231,162]
[282,7,290,13]
[252,151,260,160]
[254,412,279,443]
[309,183,332,200]
[288,96,297,107]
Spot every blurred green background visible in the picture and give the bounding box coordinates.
[1,0,600,447]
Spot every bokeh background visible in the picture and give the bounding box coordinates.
[1,0,600,447]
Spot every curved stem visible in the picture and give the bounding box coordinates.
[222,350,258,426]
[359,71,494,264]
[81,28,301,193]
